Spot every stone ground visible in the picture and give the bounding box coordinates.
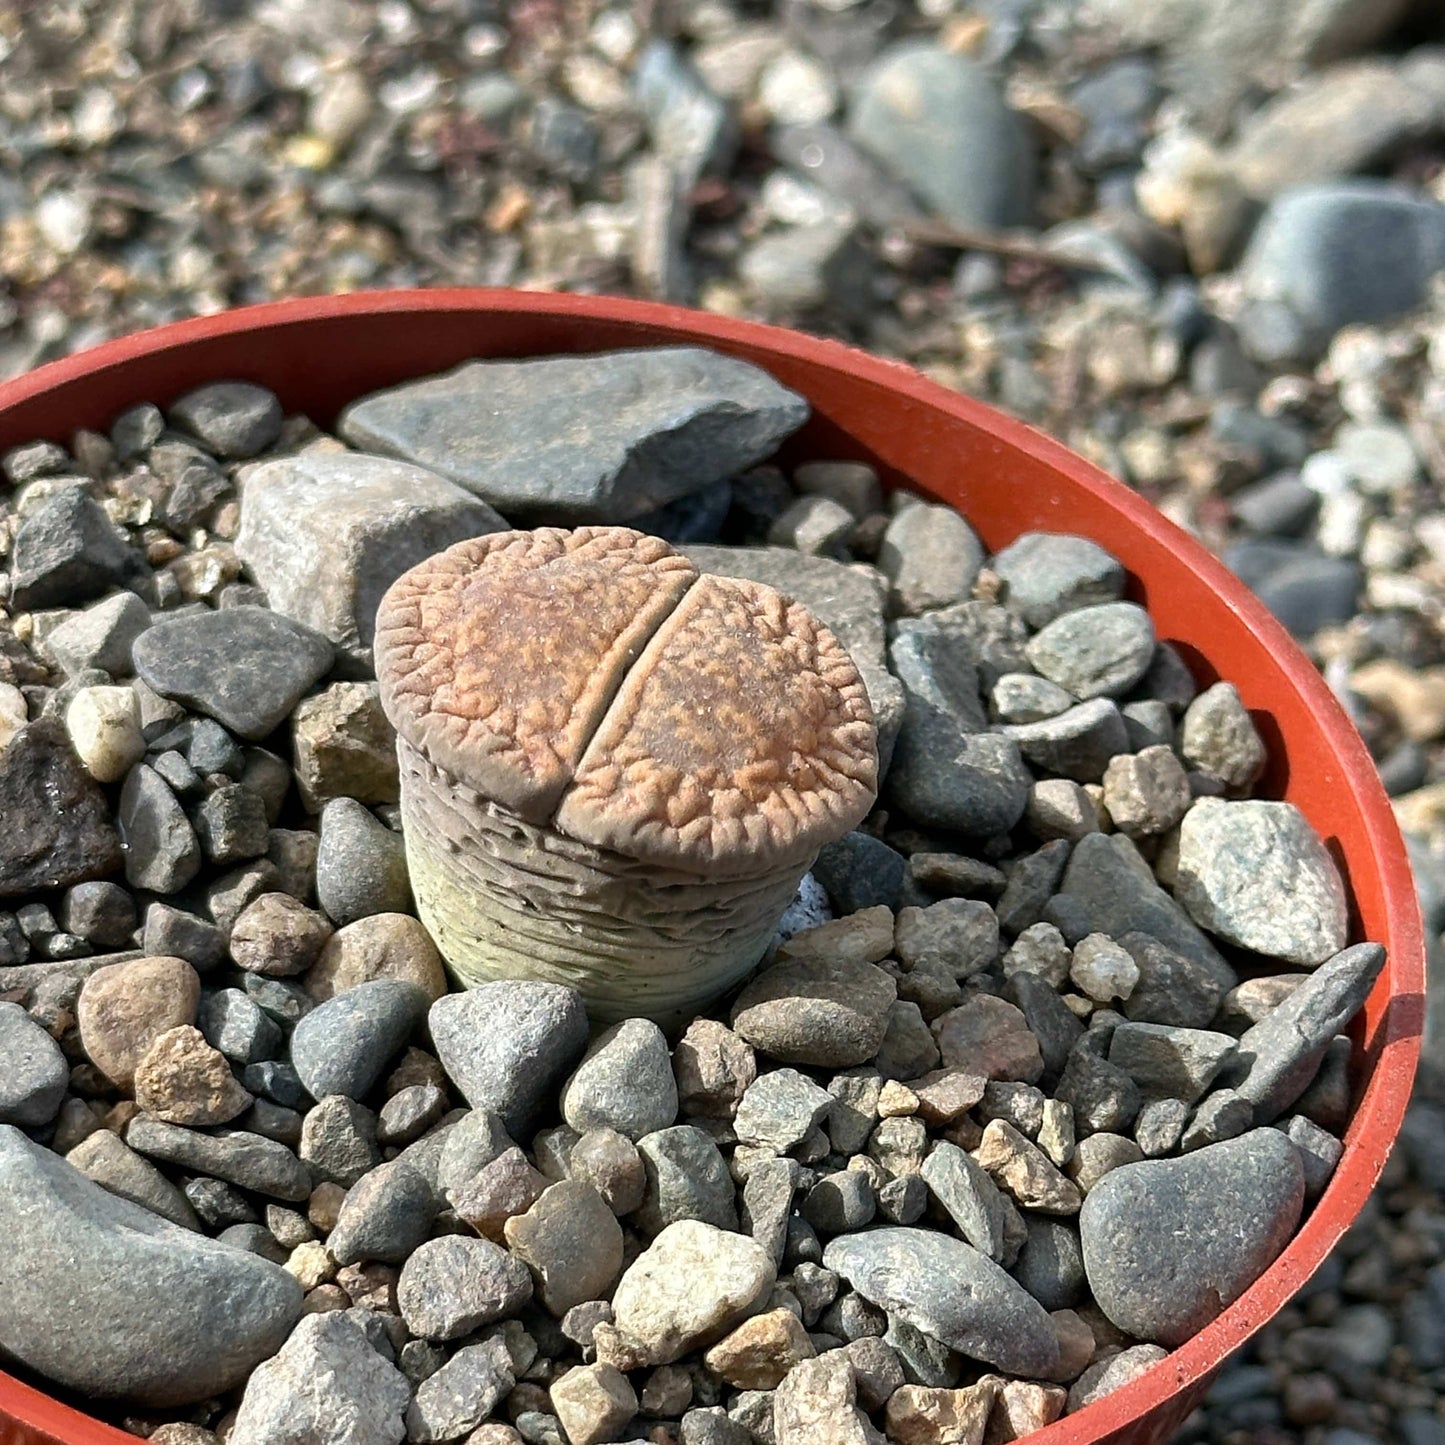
[4,0,1445,1440]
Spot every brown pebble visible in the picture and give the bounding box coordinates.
[133,1025,253,1126]
[76,955,201,1090]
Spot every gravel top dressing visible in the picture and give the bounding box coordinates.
[0,350,1387,1445]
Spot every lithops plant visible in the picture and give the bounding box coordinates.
[373,527,878,1024]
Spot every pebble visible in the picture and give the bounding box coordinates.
[236,449,503,670]
[1080,1129,1305,1346]
[1120,931,1229,1029]
[1175,799,1349,965]
[505,1179,624,1315]
[327,1159,437,1265]
[449,1145,549,1241]
[920,1140,1011,1261]
[0,719,124,896]
[1237,182,1445,363]
[773,1353,878,1444]
[64,684,144,782]
[734,1068,834,1151]
[730,956,896,1068]
[933,995,1043,1082]
[198,988,283,1065]
[877,502,984,614]
[1107,1022,1239,1104]
[117,765,202,893]
[847,42,1033,228]
[1179,682,1266,788]
[340,349,806,523]
[0,1001,68,1126]
[307,912,447,1003]
[609,1220,777,1366]
[1024,602,1156,700]
[229,1312,410,1445]
[1229,943,1386,1121]
[125,1111,308,1199]
[0,1125,301,1405]
[77,953,201,1089]
[1069,933,1140,1003]
[888,622,1032,836]
[1002,699,1130,784]
[885,1380,997,1445]
[1066,1343,1169,1413]
[314,798,410,925]
[561,1018,678,1140]
[193,781,270,864]
[289,978,428,1102]
[674,1019,758,1119]
[134,1024,254,1125]
[405,1337,515,1445]
[397,1234,534,1339]
[169,382,283,458]
[8,486,138,610]
[991,533,1127,628]
[298,1094,381,1186]
[705,1308,816,1389]
[132,607,334,741]
[1101,744,1191,837]
[61,881,136,949]
[824,1227,1059,1376]
[292,683,399,811]
[429,981,589,1137]
[813,831,907,913]
[550,1362,638,1445]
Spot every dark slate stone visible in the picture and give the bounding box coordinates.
[1080,1130,1305,1347]
[337,349,808,524]
[8,487,138,610]
[813,832,907,913]
[0,720,122,898]
[132,607,334,741]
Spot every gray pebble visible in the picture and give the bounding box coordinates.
[397,1234,534,1340]
[126,1115,311,1200]
[298,1094,381,1186]
[0,1001,68,1126]
[878,502,984,614]
[920,1140,1010,1260]
[802,1169,876,1235]
[60,881,136,949]
[315,797,410,926]
[1179,682,1266,789]
[0,1125,300,1406]
[1118,931,1228,1030]
[1080,1129,1305,1346]
[429,981,589,1138]
[561,1018,678,1141]
[1175,799,1349,966]
[66,1127,200,1231]
[1227,943,1385,1121]
[730,955,896,1069]
[1134,1096,1190,1156]
[118,764,201,894]
[825,1226,1059,1376]
[169,382,283,458]
[8,486,138,611]
[740,1155,801,1266]
[636,1125,738,1235]
[46,591,152,678]
[1003,698,1130,784]
[1011,1216,1085,1311]
[812,832,907,913]
[1182,1089,1256,1151]
[405,1335,515,1445]
[1107,1022,1239,1104]
[184,1176,257,1230]
[328,1159,437,1265]
[991,532,1126,628]
[289,978,428,1102]
[198,988,283,1065]
[1025,602,1155,700]
[1281,1114,1343,1199]
[734,1069,833,1152]
[991,672,1076,724]
[193,782,269,865]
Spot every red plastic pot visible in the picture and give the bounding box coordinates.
[0,291,1423,1445]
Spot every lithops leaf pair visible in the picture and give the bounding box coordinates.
[374,527,878,1024]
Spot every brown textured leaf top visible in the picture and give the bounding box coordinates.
[375,528,878,872]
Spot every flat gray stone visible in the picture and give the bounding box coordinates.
[230,1311,411,1445]
[1227,943,1386,1121]
[1119,931,1229,1029]
[1107,1022,1239,1104]
[170,382,283,459]
[0,1000,68,1126]
[991,532,1127,629]
[0,1125,300,1405]
[887,619,1031,836]
[430,981,589,1137]
[338,348,807,524]
[236,449,505,671]
[289,978,428,1102]
[1058,832,1234,984]
[1002,698,1130,784]
[1080,1129,1305,1347]
[133,607,335,741]
[66,1127,201,1230]
[127,1115,311,1200]
[561,1018,679,1141]
[733,1068,833,1151]
[1175,799,1349,966]
[405,1336,515,1444]
[823,1226,1059,1376]
[920,1140,1010,1261]
[8,486,138,611]
[45,590,152,678]
[1024,602,1155,700]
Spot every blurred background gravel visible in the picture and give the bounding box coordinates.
[4,0,1445,1439]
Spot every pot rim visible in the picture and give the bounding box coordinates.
[0,288,1424,1445]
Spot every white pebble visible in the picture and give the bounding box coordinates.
[65,685,144,784]
[1069,934,1140,1004]
[0,683,27,751]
